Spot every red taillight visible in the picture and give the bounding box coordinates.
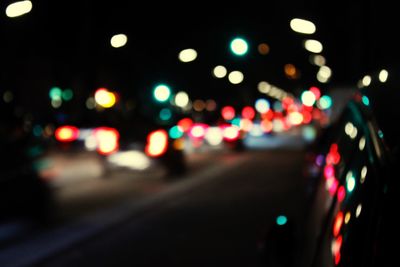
[222,125,240,141]
[145,129,168,157]
[188,123,208,140]
[55,125,79,142]
[177,117,193,132]
[333,235,343,265]
[221,106,235,121]
[337,186,346,202]
[333,211,344,237]
[241,106,255,120]
[326,143,341,165]
[94,127,119,155]
[324,165,335,179]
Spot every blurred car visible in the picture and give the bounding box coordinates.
[182,120,245,152]
[50,115,187,178]
[0,100,54,224]
[260,68,399,267]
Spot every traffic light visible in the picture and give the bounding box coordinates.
[153,84,171,103]
[230,37,249,56]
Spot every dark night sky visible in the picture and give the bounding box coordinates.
[1,0,399,120]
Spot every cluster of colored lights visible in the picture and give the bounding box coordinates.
[55,125,119,155]
[322,141,365,265]
[320,143,345,265]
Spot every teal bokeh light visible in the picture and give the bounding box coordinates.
[230,37,249,56]
[276,215,288,226]
[153,84,171,102]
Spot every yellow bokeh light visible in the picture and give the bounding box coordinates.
[290,18,316,34]
[175,91,189,108]
[96,129,119,155]
[379,69,388,83]
[178,48,198,63]
[360,166,367,184]
[205,127,223,146]
[362,75,372,87]
[344,212,351,224]
[359,136,366,151]
[319,66,332,79]
[6,0,32,18]
[317,66,332,83]
[356,204,362,218]
[301,91,316,107]
[258,81,271,93]
[304,39,323,53]
[228,71,244,84]
[310,55,326,66]
[288,111,303,125]
[95,89,116,108]
[213,65,227,78]
[110,34,128,48]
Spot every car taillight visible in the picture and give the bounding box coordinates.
[188,123,208,140]
[222,125,240,141]
[145,129,168,157]
[94,127,119,155]
[55,125,79,142]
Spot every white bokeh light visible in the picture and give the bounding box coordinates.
[110,34,128,48]
[228,71,244,84]
[178,48,198,63]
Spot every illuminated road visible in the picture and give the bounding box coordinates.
[50,149,247,222]
[0,145,308,267]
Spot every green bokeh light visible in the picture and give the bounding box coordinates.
[169,125,184,139]
[62,89,74,101]
[276,215,288,226]
[153,84,171,102]
[49,87,62,100]
[159,108,172,121]
[230,37,249,56]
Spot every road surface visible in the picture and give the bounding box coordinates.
[0,145,308,267]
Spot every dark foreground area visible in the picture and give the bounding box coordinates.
[1,148,306,267]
